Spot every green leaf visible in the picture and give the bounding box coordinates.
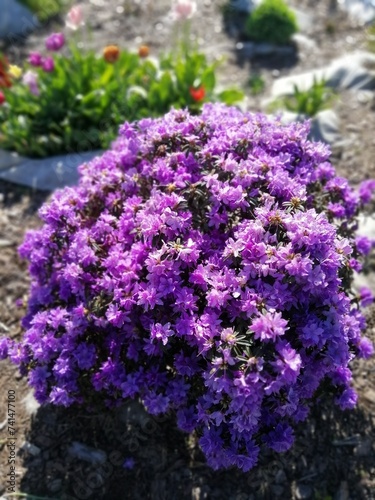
[217,88,244,105]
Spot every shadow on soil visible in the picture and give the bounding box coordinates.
[19,397,375,500]
[0,181,49,213]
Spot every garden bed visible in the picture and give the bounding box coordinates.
[0,1,375,499]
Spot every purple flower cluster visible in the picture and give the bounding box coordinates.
[3,104,374,471]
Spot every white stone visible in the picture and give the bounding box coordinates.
[272,51,375,97]
[357,213,375,240]
[270,109,341,145]
[338,0,375,25]
[309,109,341,144]
[0,0,38,40]
[22,390,40,416]
[292,33,318,51]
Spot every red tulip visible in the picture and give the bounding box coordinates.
[0,91,5,105]
[189,86,205,102]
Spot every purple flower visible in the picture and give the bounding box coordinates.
[357,337,374,359]
[122,457,135,470]
[252,311,288,342]
[264,423,294,452]
[0,337,10,359]
[28,51,43,66]
[2,103,374,473]
[359,287,374,307]
[355,235,373,256]
[45,32,65,51]
[42,56,55,73]
[336,388,358,410]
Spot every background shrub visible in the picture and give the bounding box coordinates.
[17,0,70,21]
[245,0,298,45]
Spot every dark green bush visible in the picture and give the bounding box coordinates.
[245,0,298,45]
[17,0,69,21]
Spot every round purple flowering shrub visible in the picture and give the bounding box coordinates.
[4,104,375,471]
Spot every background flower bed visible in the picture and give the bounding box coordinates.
[0,0,375,499]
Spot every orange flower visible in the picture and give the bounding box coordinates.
[189,86,205,102]
[0,56,12,88]
[103,45,120,63]
[138,45,150,58]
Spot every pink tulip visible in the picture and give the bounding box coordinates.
[171,0,197,21]
[22,70,40,96]
[66,5,84,30]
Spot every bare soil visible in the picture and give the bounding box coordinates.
[1,1,375,499]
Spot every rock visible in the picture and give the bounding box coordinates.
[310,109,341,144]
[0,239,14,248]
[271,485,285,496]
[334,481,349,500]
[67,441,107,464]
[237,41,295,59]
[254,43,295,57]
[295,483,313,499]
[271,109,341,146]
[271,51,375,97]
[356,90,373,103]
[116,399,149,425]
[192,486,210,500]
[20,441,41,456]
[22,390,40,416]
[274,469,288,484]
[48,479,63,494]
[363,388,375,404]
[339,0,375,25]
[292,7,314,32]
[357,214,375,240]
[292,33,318,51]
[0,149,102,191]
[0,0,38,41]
[310,109,341,145]
[228,0,255,13]
[354,438,372,457]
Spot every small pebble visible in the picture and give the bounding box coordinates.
[334,481,349,500]
[68,441,107,464]
[21,441,41,456]
[48,478,62,493]
[271,485,285,496]
[295,483,313,500]
[364,389,375,404]
[354,439,372,457]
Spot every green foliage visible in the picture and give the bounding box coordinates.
[367,24,375,53]
[248,73,265,95]
[245,0,298,45]
[17,0,70,21]
[0,46,244,158]
[269,78,336,117]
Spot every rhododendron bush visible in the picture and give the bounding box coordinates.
[2,104,374,471]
